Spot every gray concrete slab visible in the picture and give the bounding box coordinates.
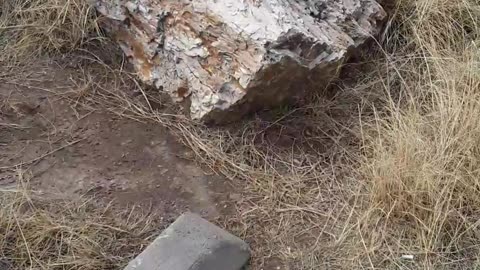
[124,213,250,270]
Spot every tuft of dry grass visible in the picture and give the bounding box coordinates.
[0,171,158,270]
[356,0,480,268]
[0,0,97,65]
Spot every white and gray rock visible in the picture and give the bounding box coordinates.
[96,0,386,123]
[124,213,250,270]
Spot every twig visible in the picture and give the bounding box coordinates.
[87,222,129,233]
[0,122,28,129]
[14,213,34,268]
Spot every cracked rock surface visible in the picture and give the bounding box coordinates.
[96,0,386,123]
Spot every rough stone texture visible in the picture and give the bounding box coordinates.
[124,213,250,270]
[96,0,386,123]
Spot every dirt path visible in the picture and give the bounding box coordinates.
[0,61,235,225]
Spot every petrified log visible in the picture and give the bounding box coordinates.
[96,0,386,123]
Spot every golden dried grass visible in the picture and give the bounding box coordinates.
[0,0,97,64]
[0,170,157,270]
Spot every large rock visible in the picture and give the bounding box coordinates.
[96,0,386,123]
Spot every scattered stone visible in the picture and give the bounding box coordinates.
[124,212,250,270]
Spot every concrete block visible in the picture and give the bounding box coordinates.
[124,213,250,270]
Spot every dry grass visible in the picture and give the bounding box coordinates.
[0,0,97,65]
[0,170,158,270]
[356,0,480,268]
[2,0,480,269]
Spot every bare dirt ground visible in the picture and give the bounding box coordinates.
[0,60,236,228]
